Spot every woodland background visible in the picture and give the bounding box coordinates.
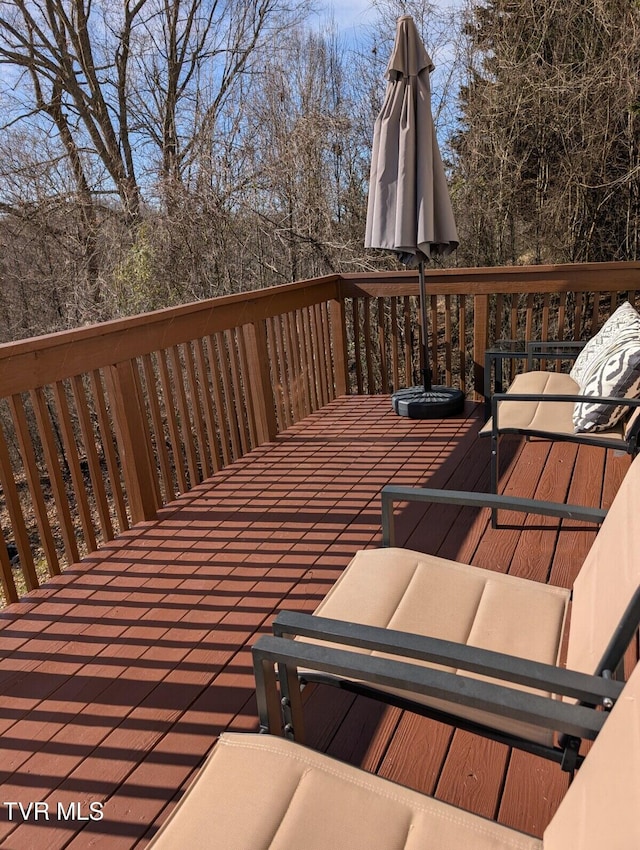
[0,0,638,343]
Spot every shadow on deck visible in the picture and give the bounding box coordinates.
[0,395,631,848]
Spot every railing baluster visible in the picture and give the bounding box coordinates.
[445,294,452,386]
[363,298,374,392]
[589,292,600,335]
[390,298,399,393]
[284,313,303,422]
[494,293,504,341]
[0,426,20,602]
[90,369,129,530]
[217,331,243,460]
[141,354,176,501]
[193,339,222,474]
[555,292,567,371]
[71,374,114,541]
[352,298,363,395]
[540,294,550,370]
[266,317,284,431]
[298,307,318,413]
[312,304,328,408]
[51,381,97,552]
[458,295,466,392]
[294,309,312,416]
[557,292,567,341]
[0,411,40,591]
[271,317,291,427]
[329,297,348,397]
[0,527,18,603]
[30,386,80,564]
[206,334,233,466]
[304,307,319,412]
[9,391,61,573]
[510,293,519,341]
[525,292,534,347]
[236,327,258,449]
[430,294,438,383]
[183,341,211,478]
[169,344,200,484]
[403,296,412,387]
[541,293,550,340]
[157,349,188,493]
[243,320,277,445]
[377,297,388,393]
[574,291,584,339]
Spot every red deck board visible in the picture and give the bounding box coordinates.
[0,395,630,848]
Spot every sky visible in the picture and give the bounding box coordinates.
[312,0,465,139]
[310,0,467,78]
[316,0,465,40]
[323,0,375,35]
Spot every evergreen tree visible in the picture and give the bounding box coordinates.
[452,0,640,266]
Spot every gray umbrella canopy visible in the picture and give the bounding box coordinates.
[365,15,463,416]
[365,14,458,264]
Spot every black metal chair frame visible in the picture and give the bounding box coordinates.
[253,616,621,773]
[485,341,640,525]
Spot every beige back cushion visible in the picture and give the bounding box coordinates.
[544,659,640,850]
[565,453,640,675]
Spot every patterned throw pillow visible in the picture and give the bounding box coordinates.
[573,318,640,432]
[570,301,640,385]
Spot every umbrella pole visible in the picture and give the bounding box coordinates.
[391,263,464,416]
[418,261,432,392]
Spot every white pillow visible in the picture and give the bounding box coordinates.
[570,301,640,385]
[573,327,640,432]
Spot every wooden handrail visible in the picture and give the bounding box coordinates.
[0,276,342,397]
[0,260,639,604]
[340,260,640,295]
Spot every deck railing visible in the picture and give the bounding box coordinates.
[341,262,640,395]
[1,260,639,603]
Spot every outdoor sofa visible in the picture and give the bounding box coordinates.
[480,302,640,507]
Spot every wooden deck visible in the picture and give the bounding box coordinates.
[0,395,631,849]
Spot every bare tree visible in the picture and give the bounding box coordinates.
[0,0,309,328]
[246,28,350,280]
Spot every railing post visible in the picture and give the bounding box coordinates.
[473,293,490,401]
[104,359,159,523]
[244,321,278,444]
[330,295,350,396]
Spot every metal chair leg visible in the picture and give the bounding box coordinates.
[491,431,499,528]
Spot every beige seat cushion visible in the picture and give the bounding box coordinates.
[479,371,627,445]
[149,732,541,850]
[311,548,570,745]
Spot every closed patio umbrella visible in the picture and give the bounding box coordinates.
[365,14,464,417]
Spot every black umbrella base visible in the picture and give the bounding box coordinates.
[391,385,465,419]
